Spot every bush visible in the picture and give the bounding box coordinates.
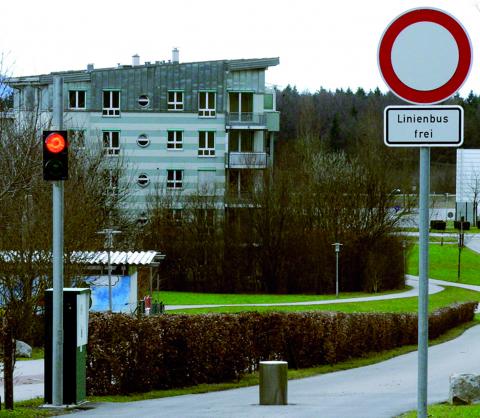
[86,302,477,395]
[454,221,470,230]
[430,220,446,230]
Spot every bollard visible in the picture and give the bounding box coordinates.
[259,361,288,405]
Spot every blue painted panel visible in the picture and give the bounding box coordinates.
[86,275,132,313]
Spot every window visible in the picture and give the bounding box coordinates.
[69,91,85,109]
[264,93,274,110]
[198,170,216,196]
[229,92,253,116]
[137,213,148,226]
[228,170,252,196]
[198,131,215,157]
[103,131,120,156]
[138,95,150,108]
[67,129,85,149]
[168,91,183,111]
[167,169,183,189]
[104,169,119,198]
[229,131,254,152]
[198,91,216,117]
[167,131,183,150]
[137,134,150,147]
[166,209,182,223]
[137,173,150,187]
[103,90,120,116]
[196,208,215,228]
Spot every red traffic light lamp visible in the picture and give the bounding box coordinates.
[45,133,67,153]
[43,130,68,181]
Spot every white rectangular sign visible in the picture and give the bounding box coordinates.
[384,105,463,147]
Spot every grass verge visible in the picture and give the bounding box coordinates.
[17,347,44,361]
[5,398,67,417]
[153,286,412,306]
[398,403,480,417]
[408,244,480,285]
[168,285,479,314]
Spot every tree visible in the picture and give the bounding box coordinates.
[0,93,131,408]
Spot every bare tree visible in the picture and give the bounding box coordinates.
[0,91,131,409]
[469,170,480,225]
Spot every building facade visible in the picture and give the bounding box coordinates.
[8,52,280,218]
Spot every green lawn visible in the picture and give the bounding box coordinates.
[407,244,480,285]
[153,286,411,306]
[398,403,480,417]
[168,286,479,314]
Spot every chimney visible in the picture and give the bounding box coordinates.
[172,47,179,64]
[87,63,94,72]
[132,54,140,66]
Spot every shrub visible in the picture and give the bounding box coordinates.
[86,302,477,395]
[430,220,446,231]
[454,221,470,230]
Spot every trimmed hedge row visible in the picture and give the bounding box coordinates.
[87,302,477,395]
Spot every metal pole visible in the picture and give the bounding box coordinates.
[52,76,64,406]
[108,244,112,312]
[335,250,339,298]
[417,147,430,418]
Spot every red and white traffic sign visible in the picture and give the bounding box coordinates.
[378,8,472,104]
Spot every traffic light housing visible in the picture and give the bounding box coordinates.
[43,131,68,181]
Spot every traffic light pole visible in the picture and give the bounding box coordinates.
[51,76,64,406]
[417,147,430,418]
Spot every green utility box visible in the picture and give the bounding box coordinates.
[45,288,90,405]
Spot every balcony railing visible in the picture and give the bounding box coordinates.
[225,112,266,127]
[227,152,268,169]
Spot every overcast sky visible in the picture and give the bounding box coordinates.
[2,0,480,96]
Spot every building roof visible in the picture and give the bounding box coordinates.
[0,250,165,266]
[7,57,280,86]
[73,251,165,266]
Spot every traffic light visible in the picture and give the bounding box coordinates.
[43,131,68,181]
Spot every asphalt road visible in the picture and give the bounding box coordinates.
[65,324,480,418]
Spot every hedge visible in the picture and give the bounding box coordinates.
[86,302,477,395]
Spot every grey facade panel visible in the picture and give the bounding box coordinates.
[9,58,275,115]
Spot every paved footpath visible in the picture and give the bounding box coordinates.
[66,324,480,418]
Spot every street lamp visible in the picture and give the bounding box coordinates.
[332,243,343,298]
[97,228,121,312]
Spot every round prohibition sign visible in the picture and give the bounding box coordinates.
[378,8,472,104]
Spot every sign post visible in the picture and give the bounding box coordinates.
[378,8,472,418]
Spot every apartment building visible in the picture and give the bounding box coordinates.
[7,50,280,220]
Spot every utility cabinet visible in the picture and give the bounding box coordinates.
[44,288,90,405]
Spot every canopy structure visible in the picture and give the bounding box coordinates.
[71,251,165,266]
[0,251,165,267]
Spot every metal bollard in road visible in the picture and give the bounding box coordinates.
[259,361,288,405]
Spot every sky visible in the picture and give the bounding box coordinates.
[2,0,480,96]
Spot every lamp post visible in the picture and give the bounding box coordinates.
[332,243,343,298]
[444,192,449,222]
[97,228,121,312]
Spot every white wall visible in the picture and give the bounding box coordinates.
[456,149,480,202]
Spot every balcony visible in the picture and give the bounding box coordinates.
[225,113,266,129]
[227,152,268,169]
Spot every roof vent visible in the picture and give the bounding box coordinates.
[132,54,140,66]
[172,47,179,64]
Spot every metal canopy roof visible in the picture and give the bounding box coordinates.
[72,251,165,266]
[0,251,165,266]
